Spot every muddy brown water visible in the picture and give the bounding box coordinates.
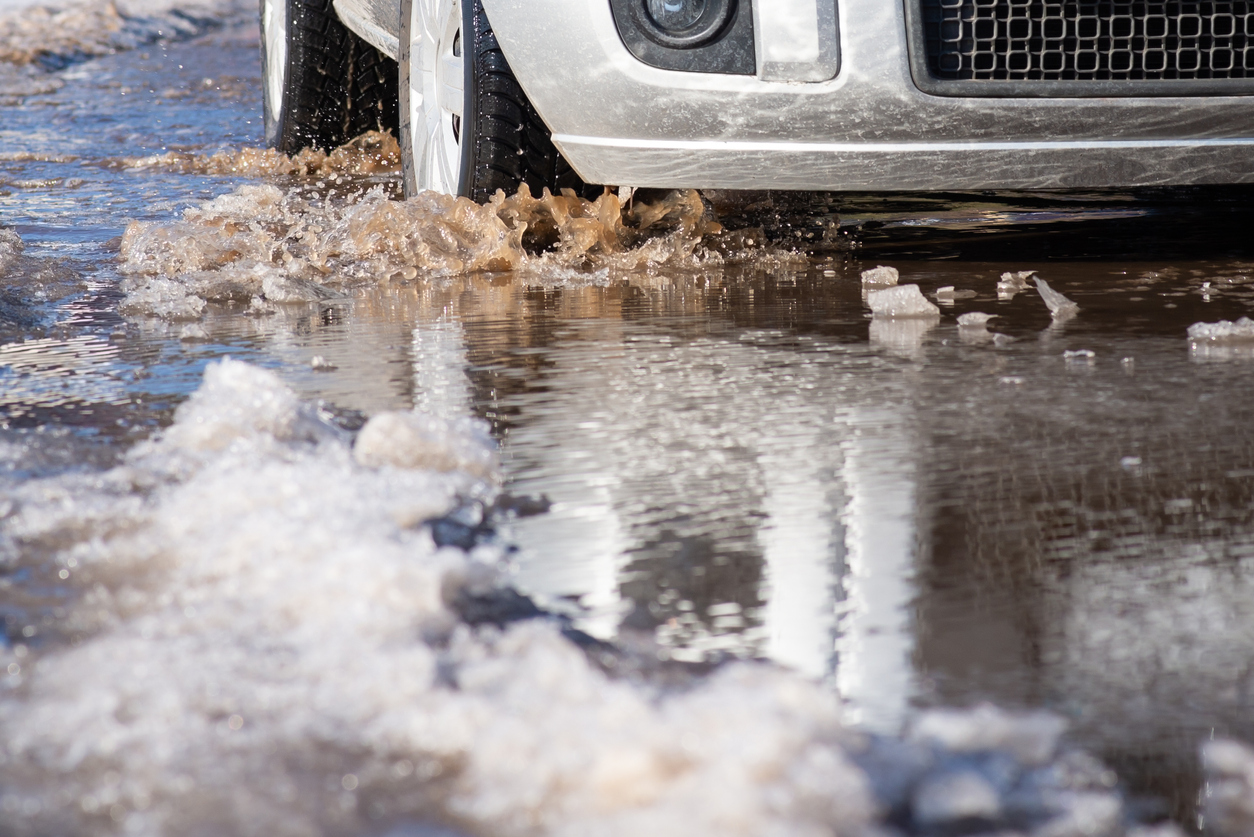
[4,9,1254,833]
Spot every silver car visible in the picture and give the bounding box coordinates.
[260,0,1254,201]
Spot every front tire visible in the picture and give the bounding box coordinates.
[260,0,399,154]
[400,0,590,201]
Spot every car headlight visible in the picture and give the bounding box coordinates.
[635,0,734,48]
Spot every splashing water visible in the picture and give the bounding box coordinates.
[118,176,723,320]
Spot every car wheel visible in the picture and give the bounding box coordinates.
[260,0,399,154]
[399,0,591,201]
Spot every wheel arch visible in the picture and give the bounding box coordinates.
[332,0,402,60]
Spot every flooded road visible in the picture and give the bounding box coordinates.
[5,2,1254,835]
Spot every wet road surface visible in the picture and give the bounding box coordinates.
[4,4,1254,835]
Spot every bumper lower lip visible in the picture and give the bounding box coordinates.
[554,133,1254,190]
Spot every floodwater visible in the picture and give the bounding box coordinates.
[5,3,1254,836]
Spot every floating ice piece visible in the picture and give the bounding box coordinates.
[999,270,1036,288]
[1035,277,1080,320]
[1188,318,1254,361]
[957,312,999,345]
[998,270,1037,300]
[867,284,941,318]
[309,355,336,371]
[1064,349,1096,365]
[909,703,1067,766]
[355,411,498,479]
[935,286,977,302]
[1188,317,1254,344]
[861,265,899,286]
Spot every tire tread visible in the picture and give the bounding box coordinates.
[461,0,595,201]
[274,0,399,154]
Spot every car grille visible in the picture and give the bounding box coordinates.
[919,0,1254,82]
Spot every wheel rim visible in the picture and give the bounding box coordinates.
[406,0,465,195]
[261,0,288,147]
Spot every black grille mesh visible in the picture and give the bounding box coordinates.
[920,1,1254,81]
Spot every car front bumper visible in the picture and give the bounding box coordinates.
[481,0,1254,190]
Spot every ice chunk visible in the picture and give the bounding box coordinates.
[999,270,1037,300]
[867,284,941,318]
[909,703,1067,766]
[861,265,899,286]
[1035,278,1080,320]
[1188,318,1254,361]
[935,286,977,302]
[957,312,997,327]
[355,411,498,480]
[1188,317,1254,343]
